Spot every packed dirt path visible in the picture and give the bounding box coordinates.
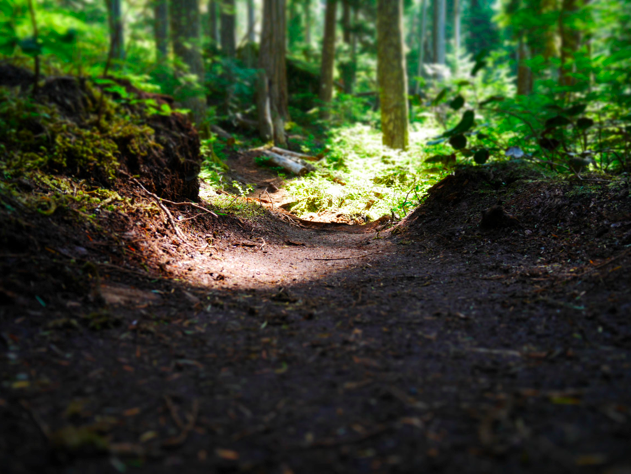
[2,163,631,474]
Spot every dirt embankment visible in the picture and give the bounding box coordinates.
[0,63,201,201]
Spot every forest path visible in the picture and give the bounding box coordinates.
[2,161,631,474]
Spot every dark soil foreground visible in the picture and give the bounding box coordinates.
[1,156,631,474]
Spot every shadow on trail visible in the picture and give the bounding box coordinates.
[2,169,631,474]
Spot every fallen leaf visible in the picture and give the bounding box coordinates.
[216,448,239,460]
[123,407,141,417]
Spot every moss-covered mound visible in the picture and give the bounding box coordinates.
[0,63,201,201]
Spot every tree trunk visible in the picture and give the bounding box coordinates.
[377,0,409,150]
[454,0,460,73]
[258,0,288,146]
[154,0,169,59]
[517,35,532,96]
[342,0,351,44]
[247,0,255,43]
[220,0,236,57]
[559,0,581,87]
[319,0,338,119]
[106,0,125,63]
[170,0,206,124]
[415,0,428,93]
[304,0,311,47]
[432,0,446,67]
[209,0,218,46]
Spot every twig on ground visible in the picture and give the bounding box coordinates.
[162,396,199,447]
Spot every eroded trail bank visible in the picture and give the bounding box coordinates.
[2,162,631,474]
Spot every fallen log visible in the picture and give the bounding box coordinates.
[210,125,232,140]
[257,150,316,176]
[270,146,321,162]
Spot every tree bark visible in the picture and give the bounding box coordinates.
[106,0,125,63]
[258,0,288,146]
[220,0,236,57]
[454,0,460,73]
[517,34,532,96]
[304,0,312,47]
[415,0,428,93]
[170,0,207,124]
[319,0,338,119]
[559,0,581,87]
[154,0,169,59]
[432,0,446,66]
[377,0,409,150]
[209,0,218,46]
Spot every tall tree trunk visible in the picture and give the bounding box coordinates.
[319,0,338,119]
[304,0,311,47]
[454,0,460,73]
[247,0,255,43]
[220,0,236,57]
[106,0,125,63]
[209,0,218,46]
[433,0,446,77]
[559,0,580,87]
[154,0,169,59]
[171,0,206,124]
[377,0,409,150]
[342,0,351,44]
[245,0,255,67]
[517,34,532,96]
[340,0,356,93]
[415,0,428,93]
[258,0,288,146]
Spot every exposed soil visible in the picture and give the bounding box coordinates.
[2,85,631,472]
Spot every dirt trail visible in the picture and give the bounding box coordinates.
[2,159,631,474]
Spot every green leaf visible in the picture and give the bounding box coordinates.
[576,118,594,130]
[432,88,449,107]
[449,95,465,111]
[0,38,16,55]
[471,60,487,77]
[442,110,475,138]
[427,138,446,146]
[474,149,490,164]
[545,115,572,128]
[19,36,42,56]
[449,134,467,150]
[565,103,587,116]
[59,28,78,44]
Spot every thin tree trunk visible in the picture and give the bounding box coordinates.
[245,0,255,67]
[220,0,236,57]
[377,0,409,150]
[433,0,446,67]
[559,0,580,87]
[106,0,125,63]
[415,0,428,93]
[258,0,288,146]
[171,0,206,124]
[209,0,218,46]
[319,0,338,119]
[247,0,255,43]
[342,0,351,44]
[517,35,532,96]
[154,0,169,59]
[304,0,311,47]
[454,0,460,73]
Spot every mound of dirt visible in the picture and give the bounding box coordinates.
[401,164,631,264]
[0,63,201,201]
